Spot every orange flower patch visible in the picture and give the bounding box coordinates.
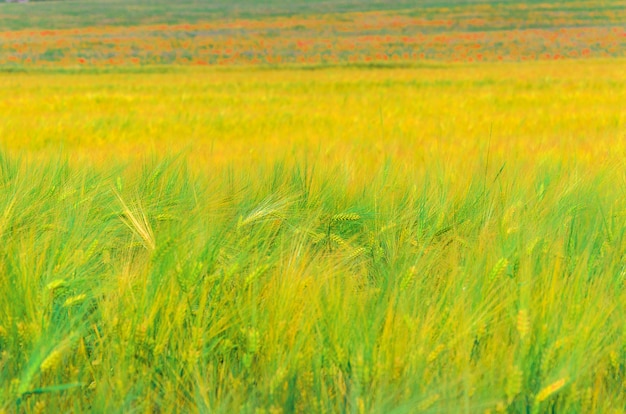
[0,1,625,67]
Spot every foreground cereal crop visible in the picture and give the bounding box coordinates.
[0,0,625,413]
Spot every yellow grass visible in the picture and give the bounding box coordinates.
[2,58,626,412]
[2,60,625,172]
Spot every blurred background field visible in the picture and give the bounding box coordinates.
[2,0,625,67]
[1,59,624,169]
[1,1,625,413]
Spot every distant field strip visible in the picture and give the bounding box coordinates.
[1,0,625,67]
[1,60,624,168]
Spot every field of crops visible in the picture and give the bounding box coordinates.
[2,0,626,67]
[1,1,626,413]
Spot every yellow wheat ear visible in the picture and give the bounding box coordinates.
[535,378,568,403]
[331,213,361,222]
[113,188,155,251]
[516,309,530,340]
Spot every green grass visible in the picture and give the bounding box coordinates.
[1,0,420,30]
[1,1,625,412]
[0,152,624,412]
[1,0,624,30]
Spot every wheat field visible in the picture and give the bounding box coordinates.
[1,1,626,413]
